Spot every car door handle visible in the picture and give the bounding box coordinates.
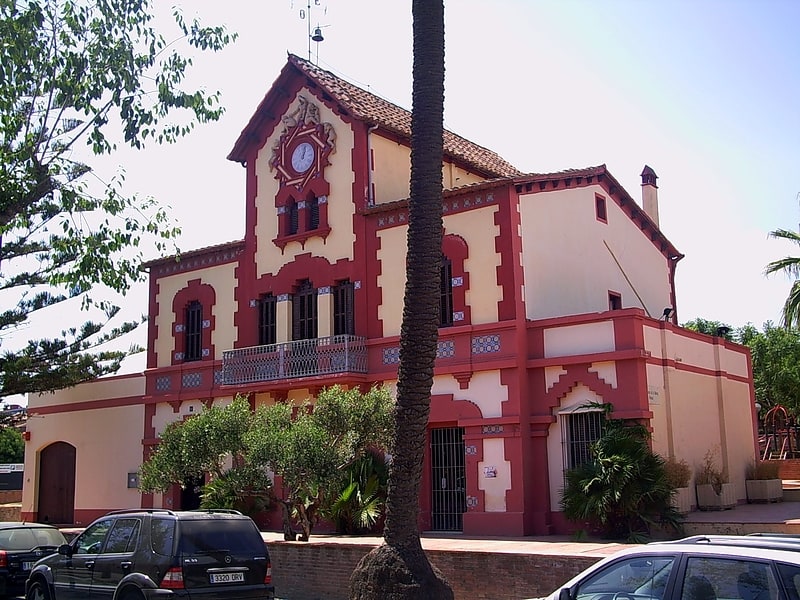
[120,561,132,571]
[85,561,95,569]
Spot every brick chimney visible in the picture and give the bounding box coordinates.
[641,165,659,227]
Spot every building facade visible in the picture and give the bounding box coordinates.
[23,55,757,535]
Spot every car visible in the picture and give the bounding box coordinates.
[0,521,66,598]
[25,508,275,600]
[538,534,800,600]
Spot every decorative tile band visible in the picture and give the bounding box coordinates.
[482,424,504,434]
[182,372,202,388]
[156,376,171,392]
[382,347,400,365]
[472,334,500,354]
[437,340,455,358]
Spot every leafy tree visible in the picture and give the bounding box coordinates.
[0,427,24,463]
[139,396,271,513]
[560,403,682,541]
[765,228,800,328]
[682,317,735,341]
[349,0,453,598]
[739,322,800,415]
[0,0,236,398]
[139,386,393,541]
[247,385,393,541]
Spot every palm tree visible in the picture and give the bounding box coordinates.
[765,228,800,328]
[348,0,453,597]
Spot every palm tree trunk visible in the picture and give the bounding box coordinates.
[349,0,452,597]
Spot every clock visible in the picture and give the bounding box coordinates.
[291,142,315,173]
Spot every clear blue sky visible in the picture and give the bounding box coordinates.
[104,0,800,331]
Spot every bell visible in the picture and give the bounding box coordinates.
[311,27,324,42]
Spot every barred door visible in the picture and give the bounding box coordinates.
[430,427,466,531]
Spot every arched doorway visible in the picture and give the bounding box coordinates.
[38,442,76,525]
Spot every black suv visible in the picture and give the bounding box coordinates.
[26,508,275,600]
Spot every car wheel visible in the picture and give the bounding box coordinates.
[26,581,51,600]
[120,588,145,600]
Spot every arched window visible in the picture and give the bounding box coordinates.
[439,256,453,327]
[185,301,203,361]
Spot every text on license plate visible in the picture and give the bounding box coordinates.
[210,572,245,584]
[22,562,35,571]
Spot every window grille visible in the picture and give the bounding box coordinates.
[562,410,604,471]
[430,427,465,531]
[439,256,453,327]
[185,301,202,361]
[258,293,277,346]
[333,280,354,335]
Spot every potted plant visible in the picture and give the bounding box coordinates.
[745,460,783,503]
[664,456,692,514]
[695,448,735,510]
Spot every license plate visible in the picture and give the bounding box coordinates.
[22,562,35,571]
[209,572,245,584]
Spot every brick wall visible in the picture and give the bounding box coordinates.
[771,459,800,480]
[266,541,600,600]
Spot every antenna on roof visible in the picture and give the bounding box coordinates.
[297,0,329,64]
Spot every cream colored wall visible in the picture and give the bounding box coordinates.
[448,207,502,325]
[644,324,756,496]
[543,320,615,358]
[253,88,356,277]
[24,407,144,524]
[431,370,506,418]
[153,263,237,366]
[520,186,672,321]
[369,135,487,206]
[27,375,145,409]
[479,438,511,512]
[377,205,501,337]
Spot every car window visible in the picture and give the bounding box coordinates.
[0,527,64,551]
[103,518,141,554]
[680,557,778,600]
[574,555,676,600]
[178,519,265,555]
[74,519,113,554]
[151,518,175,556]
[775,563,800,600]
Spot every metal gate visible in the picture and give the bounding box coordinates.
[430,427,466,531]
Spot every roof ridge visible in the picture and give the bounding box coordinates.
[287,53,523,178]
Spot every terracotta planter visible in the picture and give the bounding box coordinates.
[671,487,693,514]
[745,479,783,503]
[695,482,736,510]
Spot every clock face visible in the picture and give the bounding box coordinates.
[291,142,315,173]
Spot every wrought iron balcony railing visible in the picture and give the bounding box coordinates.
[222,335,368,385]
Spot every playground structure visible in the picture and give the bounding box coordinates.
[761,405,798,460]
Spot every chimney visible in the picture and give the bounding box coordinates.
[640,165,659,227]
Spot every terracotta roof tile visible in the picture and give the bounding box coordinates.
[286,54,523,178]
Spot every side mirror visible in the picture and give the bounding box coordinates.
[58,544,73,557]
[559,588,573,600]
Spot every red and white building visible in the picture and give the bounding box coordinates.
[23,54,758,535]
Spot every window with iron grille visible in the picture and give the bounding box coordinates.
[439,256,453,327]
[185,300,202,361]
[287,200,299,235]
[562,410,604,471]
[333,280,354,335]
[258,293,277,346]
[292,280,317,340]
[307,196,320,231]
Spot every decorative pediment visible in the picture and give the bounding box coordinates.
[269,94,336,190]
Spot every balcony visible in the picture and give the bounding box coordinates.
[222,335,368,386]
